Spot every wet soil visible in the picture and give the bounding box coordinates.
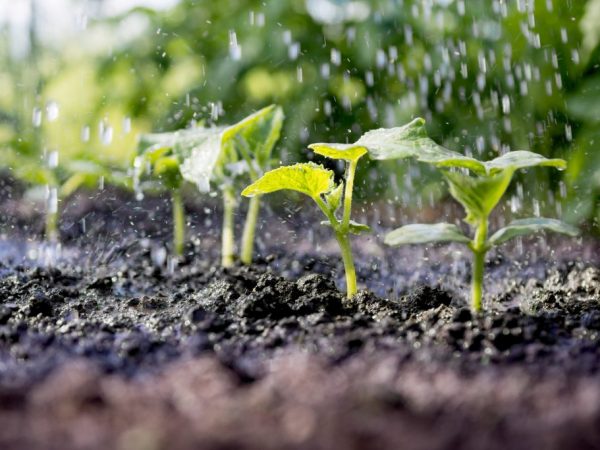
[0,177,599,450]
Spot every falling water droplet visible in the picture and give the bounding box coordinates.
[46,101,60,122]
[229,30,242,60]
[81,125,90,142]
[122,117,131,134]
[32,107,42,127]
[47,150,59,169]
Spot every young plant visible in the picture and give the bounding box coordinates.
[0,147,126,242]
[136,105,284,265]
[376,120,579,312]
[242,144,370,298]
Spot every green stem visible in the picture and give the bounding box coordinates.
[335,231,357,298]
[470,219,488,313]
[313,168,359,299]
[342,159,358,229]
[240,195,261,265]
[222,186,236,268]
[45,209,58,243]
[172,189,185,257]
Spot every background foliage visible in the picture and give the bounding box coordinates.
[1,0,599,229]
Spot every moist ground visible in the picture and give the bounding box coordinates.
[0,178,599,449]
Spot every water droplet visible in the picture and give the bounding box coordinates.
[81,125,90,142]
[288,42,300,60]
[122,117,131,134]
[565,124,572,142]
[228,30,242,60]
[46,101,60,122]
[330,48,341,66]
[32,107,42,127]
[47,150,59,168]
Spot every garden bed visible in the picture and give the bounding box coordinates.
[0,181,599,450]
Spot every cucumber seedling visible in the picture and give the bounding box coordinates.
[1,147,125,243]
[242,143,370,298]
[137,105,284,264]
[379,121,578,312]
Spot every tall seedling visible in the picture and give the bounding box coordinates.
[242,143,370,297]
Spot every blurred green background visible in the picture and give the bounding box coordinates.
[1,0,599,230]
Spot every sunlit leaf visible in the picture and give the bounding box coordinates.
[385,223,471,246]
[308,143,367,162]
[241,163,334,199]
[488,218,579,246]
[443,169,514,224]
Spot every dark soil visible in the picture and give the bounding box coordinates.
[1,177,599,450]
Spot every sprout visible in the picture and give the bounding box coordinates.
[136,105,284,265]
[0,148,125,243]
[380,119,578,312]
[242,143,369,298]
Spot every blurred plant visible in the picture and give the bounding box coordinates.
[0,147,128,241]
[137,104,283,264]
[1,0,600,234]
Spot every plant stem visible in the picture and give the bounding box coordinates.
[470,218,488,312]
[45,209,58,243]
[314,170,359,299]
[240,195,261,265]
[221,186,236,268]
[172,189,185,257]
[342,159,358,229]
[335,231,358,298]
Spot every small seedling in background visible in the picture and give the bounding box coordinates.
[134,140,187,256]
[242,143,370,297]
[0,147,126,242]
[378,120,578,312]
[137,105,284,265]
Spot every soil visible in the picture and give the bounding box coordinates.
[0,176,599,450]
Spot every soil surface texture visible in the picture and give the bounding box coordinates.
[0,178,599,450]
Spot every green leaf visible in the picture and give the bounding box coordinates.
[488,218,579,246]
[351,117,487,174]
[138,126,224,192]
[483,151,566,175]
[308,143,367,162]
[325,182,344,212]
[137,106,284,192]
[443,170,514,224]
[348,220,371,234]
[222,105,284,170]
[241,163,334,199]
[321,219,371,234]
[176,128,225,192]
[384,223,471,246]
[154,156,183,189]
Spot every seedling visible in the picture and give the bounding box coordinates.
[0,147,125,242]
[377,119,578,312]
[137,105,283,264]
[242,143,370,298]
